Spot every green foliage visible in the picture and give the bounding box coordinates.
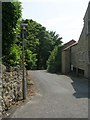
[2,1,63,70]
[49,31,63,46]
[2,1,22,64]
[47,45,62,73]
[19,19,56,69]
[25,49,37,70]
[8,44,21,66]
[15,19,63,70]
[2,0,64,71]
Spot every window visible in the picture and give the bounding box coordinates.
[79,52,86,61]
[79,52,81,61]
[81,52,83,60]
[82,52,85,61]
[88,51,90,63]
[88,20,90,33]
[84,52,87,61]
[79,52,83,61]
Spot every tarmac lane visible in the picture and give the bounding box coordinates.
[10,70,88,118]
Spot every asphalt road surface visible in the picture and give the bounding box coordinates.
[11,70,88,118]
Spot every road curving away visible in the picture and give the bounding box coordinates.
[11,70,88,118]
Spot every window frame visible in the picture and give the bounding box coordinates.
[88,51,90,63]
[87,19,90,34]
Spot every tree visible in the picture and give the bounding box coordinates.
[17,19,63,70]
[25,49,37,70]
[49,31,63,46]
[8,44,21,66]
[2,1,22,65]
[47,45,62,73]
[19,19,54,69]
[46,31,63,73]
[4,14,63,70]
[36,27,54,69]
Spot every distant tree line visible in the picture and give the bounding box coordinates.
[2,1,63,73]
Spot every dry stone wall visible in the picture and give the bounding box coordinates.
[0,65,27,117]
[0,65,2,119]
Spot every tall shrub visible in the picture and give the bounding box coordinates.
[47,45,62,73]
[2,1,22,65]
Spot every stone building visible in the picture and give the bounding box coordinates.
[62,2,90,79]
[62,41,77,74]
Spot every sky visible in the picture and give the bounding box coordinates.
[20,0,89,43]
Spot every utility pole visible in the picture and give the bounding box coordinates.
[20,23,28,100]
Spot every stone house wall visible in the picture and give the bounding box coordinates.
[71,2,90,78]
[62,51,66,73]
[62,48,71,74]
[71,44,78,68]
[62,2,90,79]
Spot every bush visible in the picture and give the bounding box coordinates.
[25,49,37,70]
[47,45,62,73]
[8,44,21,66]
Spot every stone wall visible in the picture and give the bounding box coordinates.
[0,65,27,117]
[0,65,2,119]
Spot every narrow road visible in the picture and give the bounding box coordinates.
[11,70,88,118]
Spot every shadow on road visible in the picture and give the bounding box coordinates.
[69,75,88,98]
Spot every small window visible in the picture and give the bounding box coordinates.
[88,51,90,63]
[81,52,83,60]
[88,20,90,33]
[82,52,86,61]
[79,52,83,61]
[79,52,81,60]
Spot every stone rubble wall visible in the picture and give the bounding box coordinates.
[0,68,2,119]
[0,65,27,116]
